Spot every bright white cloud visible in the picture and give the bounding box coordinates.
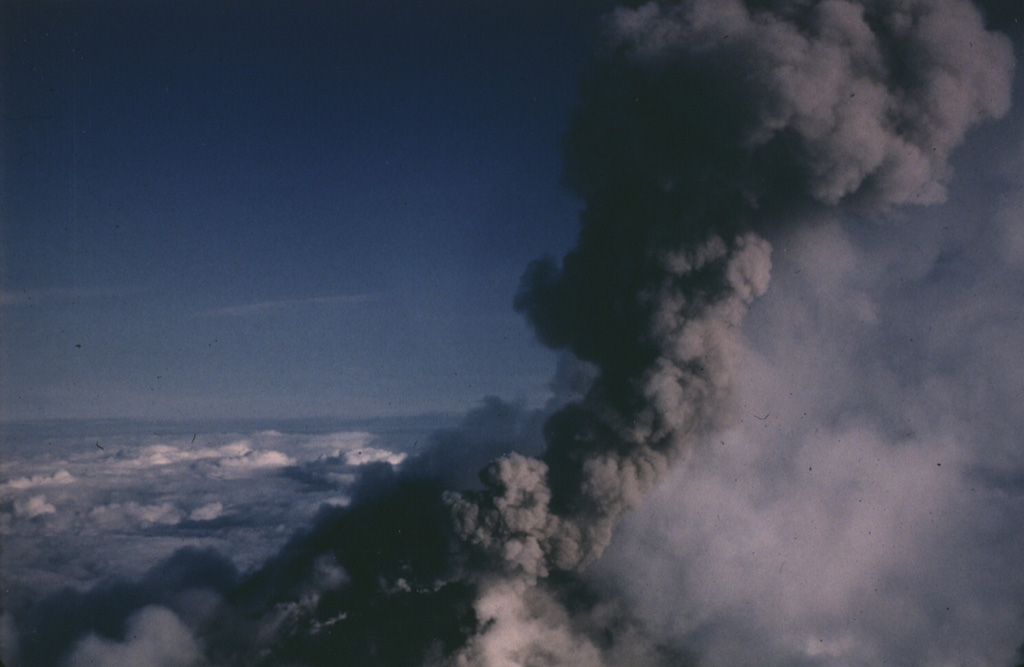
[216,448,295,470]
[343,448,407,467]
[115,439,295,474]
[0,469,75,493]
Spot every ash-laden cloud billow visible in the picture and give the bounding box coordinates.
[4,1,1018,666]
[447,0,1012,584]
[441,0,1015,661]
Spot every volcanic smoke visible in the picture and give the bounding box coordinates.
[8,1,1016,665]
[443,0,1012,661]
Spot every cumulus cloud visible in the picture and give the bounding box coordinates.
[65,606,208,667]
[115,439,295,473]
[0,469,75,493]
[342,447,406,466]
[216,448,295,470]
[12,547,238,667]
[0,427,412,629]
[188,503,225,522]
[14,495,56,519]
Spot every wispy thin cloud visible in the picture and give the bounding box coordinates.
[0,287,144,307]
[204,294,376,317]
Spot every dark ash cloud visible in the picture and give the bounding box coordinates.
[4,1,1020,666]
[448,0,1013,582]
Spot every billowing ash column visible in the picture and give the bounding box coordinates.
[446,0,1013,581]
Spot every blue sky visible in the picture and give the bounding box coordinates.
[1,0,618,420]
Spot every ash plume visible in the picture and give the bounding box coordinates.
[6,1,1016,666]
[446,0,1012,582]
[441,0,1014,660]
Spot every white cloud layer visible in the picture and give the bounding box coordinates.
[0,426,423,609]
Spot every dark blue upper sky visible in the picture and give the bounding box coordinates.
[1,0,618,420]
